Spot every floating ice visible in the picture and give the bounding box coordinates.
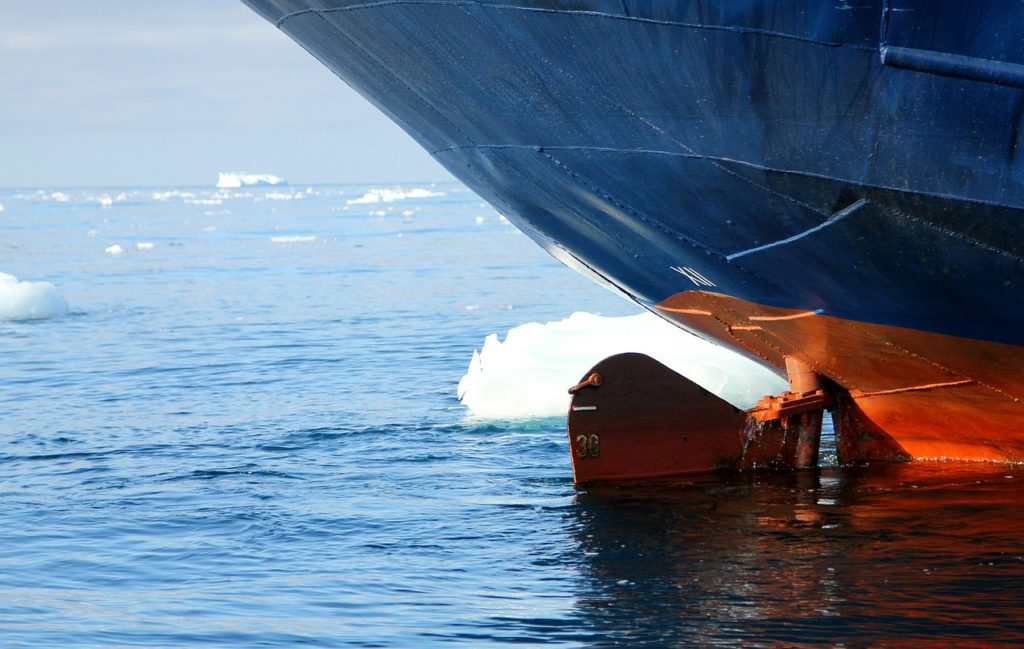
[0,202,6,212]
[346,187,445,204]
[105,244,124,256]
[97,196,113,207]
[136,242,155,250]
[216,172,286,189]
[265,191,304,201]
[268,233,315,241]
[152,190,196,201]
[0,273,69,321]
[475,216,486,224]
[457,311,787,420]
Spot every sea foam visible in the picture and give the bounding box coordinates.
[0,273,69,321]
[457,311,787,420]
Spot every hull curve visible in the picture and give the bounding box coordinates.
[241,0,1024,462]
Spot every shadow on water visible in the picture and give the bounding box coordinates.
[566,462,1024,647]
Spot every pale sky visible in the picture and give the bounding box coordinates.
[0,1,453,187]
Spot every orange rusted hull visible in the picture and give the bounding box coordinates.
[656,291,1024,464]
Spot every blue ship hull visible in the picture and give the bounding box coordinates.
[241,0,1024,461]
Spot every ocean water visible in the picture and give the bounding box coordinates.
[3,183,1024,646]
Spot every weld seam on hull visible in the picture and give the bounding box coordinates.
[274,0,877,52]
[852,379,975,398]
[829,313,1023,404]
[296,12,481,149]
[432,144,1024,214]
[879,203,1024,265]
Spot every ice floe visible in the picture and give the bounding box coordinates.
[136,242,155,250]
[346,187,445,205]
[264,191,305,201]
[152,190,196,201]
[105,244,124,256]
[217,172,286,189]
[0,273,69,321]
[457,311,787,420]
[270,235,317,243]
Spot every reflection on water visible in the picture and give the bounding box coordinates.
[568,463,1024,646]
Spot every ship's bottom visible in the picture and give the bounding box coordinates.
[658,290,1024,463]
[567,290,1024,482]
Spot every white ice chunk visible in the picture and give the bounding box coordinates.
[457,311,787,420]
[105,244,124,256]
[216,172,286,189]
[265,191,303,201]
[268,233,315,241]
[136,242,155,250]
[0,273,69,321]
[346,187,445,204]
[0,202,6,212]
[152,190,196,201]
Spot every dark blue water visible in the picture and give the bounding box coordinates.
[3,184,1023,646]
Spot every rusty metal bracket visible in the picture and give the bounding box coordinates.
[568,372,603,394]
[749,389,833,423]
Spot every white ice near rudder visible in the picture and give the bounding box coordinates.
[216,172,286,189]
[0,273,69,321]
[457,311,788,420]
[346,187,445,204]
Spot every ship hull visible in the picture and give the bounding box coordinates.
[241,0,1024,461]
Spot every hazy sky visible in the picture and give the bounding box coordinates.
[0,1,452,187]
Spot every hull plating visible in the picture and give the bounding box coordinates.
[241,0,1024,456]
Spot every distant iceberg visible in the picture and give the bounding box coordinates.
[346,187,445,205]
[216,172,287,189]
[0,273,69,321]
